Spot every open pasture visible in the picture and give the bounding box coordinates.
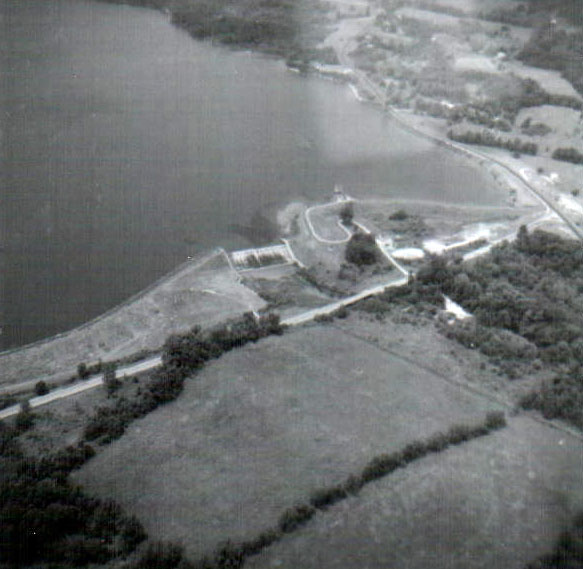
[246,415,583,569]
[73,324,503,559]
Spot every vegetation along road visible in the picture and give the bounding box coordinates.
[0,272,409,419]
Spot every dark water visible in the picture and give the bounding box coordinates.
[0,0,502,349]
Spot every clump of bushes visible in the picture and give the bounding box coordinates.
[447,128,538,155]
[345,232,379,266]
[359,413,505,484]
[520,369,583,429]
[23,442,96,480]
[0,451,146,567]
[84,313,285,445]
[278,504,316,533]
[552,147,583,165]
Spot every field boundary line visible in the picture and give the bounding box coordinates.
[333,321,583,442]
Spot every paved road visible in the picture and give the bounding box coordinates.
[333,26,582,242]
[0,271,411,419]
[304,200,353,244]
[283,275,408,326]
[0,356,161,420]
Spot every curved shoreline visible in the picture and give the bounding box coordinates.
[0,248,267,387]
[343,67,583,241]
[0,248,223,358]
[3,0,579,384]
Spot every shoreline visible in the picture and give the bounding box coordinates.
[3,0,581,386]
[0,248,267,387]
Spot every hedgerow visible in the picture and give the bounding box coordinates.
[84,313,284,445]
[184,412,507,569]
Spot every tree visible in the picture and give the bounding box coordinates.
[339,201,354,226]
[34,381,49,396]
[516,224,529,250]
[103,365,121,396]
[77,362,89,380]
[345,232,378,266]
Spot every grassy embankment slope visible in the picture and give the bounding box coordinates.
[0,251,266,392]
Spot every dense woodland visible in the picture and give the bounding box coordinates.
[102,0,332,63]
[478,0,583,96]
[359,227,583,430]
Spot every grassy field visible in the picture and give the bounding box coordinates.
[73,324,504,560]
[245,415,583,569]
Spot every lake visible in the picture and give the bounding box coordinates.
[0,0,502,349]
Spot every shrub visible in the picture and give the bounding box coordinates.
[120,515,147,553]
[485,411,507,430]
[0,464,145,567]
[526,512,583,569]
[314,313,333,323]
[54,535,112,566]
[389,209,408,221]
[401,440,428,462]
[339,201,354,226]
[361,452,404,483]
[446,424,475,444]
[424,431,450,453]
[34,381,50,396]
[14,404,35,433]
[0,423,21,458]
[84,405,132,444]
[0,396,16,411]
[132,541,185,569]
[520,372,583,429]
[345,232,379,266]
[213,540,245,568]
[552,147,583,165]
[39,443,96,478]
[333,306,349,319]
[239,529,281,557]
[104,366,122,396]
[77,362,89,379]
[309,485,348,509]
[278,504,316,533]
[342,474,363,495]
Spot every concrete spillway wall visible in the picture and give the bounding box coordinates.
[229,244,293,271]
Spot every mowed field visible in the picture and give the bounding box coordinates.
[73,324,583,566]
[246,415,583,569]
[74,325,501,555]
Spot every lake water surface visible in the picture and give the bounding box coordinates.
[1,0,503,348]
